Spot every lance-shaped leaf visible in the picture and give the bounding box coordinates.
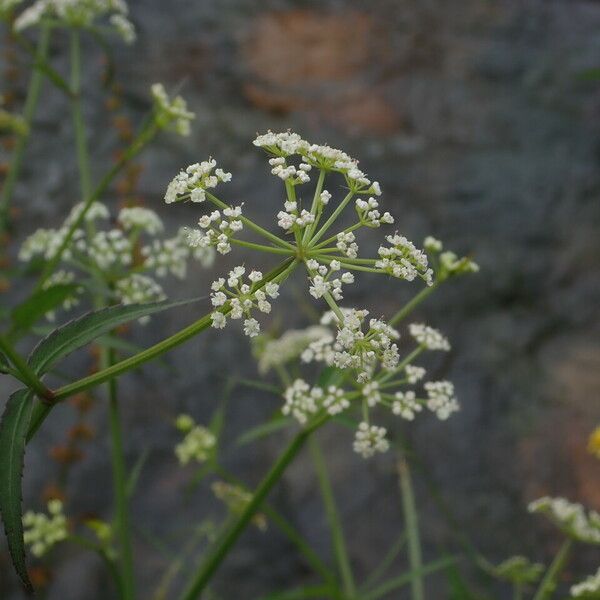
[0,389,35,592]
[26,297,200,440]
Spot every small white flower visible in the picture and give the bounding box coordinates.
[424,381,459,420]
[211,311,227,329]
[243,317,260,337]
[409,323,451,351]
[392,391,422,421]
[353,422,389,459]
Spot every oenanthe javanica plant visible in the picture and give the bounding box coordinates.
[0,1,487,599]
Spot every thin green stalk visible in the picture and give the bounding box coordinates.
[312,221,363,251]
[206,192,295,250]
[230,238,294,256]
[532,539,573,600]
[308,191,354,248]
[398,458,424,600]
[0,334,54,400]
[213,465,336,589]
[49,259,296,402]
[514,584,523,600]
[0,24,51,230]
[362,557,455,600]
[69,30,92,198]
[179,420,323,600]
[105,348,135,600]
[361,533,406,591]
[302,168,326,244]
[69,534,125,598]
[309,437,356,598]
[389,284,438,327]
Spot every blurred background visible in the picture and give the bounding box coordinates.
[1,0,600,598]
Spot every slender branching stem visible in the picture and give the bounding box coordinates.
[179,418,325,600]
[532,539,573,600]
[0,24,51,231]
[0,334,54,400]
[398,458,424,600]
[309,437,356,598]
[205,191,295,250]
[308,192,354,248]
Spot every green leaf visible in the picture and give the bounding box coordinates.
[28,298,197,375]
[26,298,199,441]
[10,284,80,334]
[0,389,35,592]
[235,415,293,447]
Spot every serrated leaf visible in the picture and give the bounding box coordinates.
[28,297,196,375]
[10,284,80,334]
[26,297,199,442]
[0,389,34,592]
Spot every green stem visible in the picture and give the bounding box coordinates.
[179,421,323,600]
[0,24,51,231]
[205,192,295,251]
[49,259,296,402]
[105,348,135,600]
[312,221,363,251]
[398,458,424,600]
[309,437,356,598]
[69,30,92,199]
[308,192,354,248]
[514,584,523,600]
[0,334,54,400]
[532,539,573,600]
[230,238,294,256]
[389,284,438,327]
[302,169,326,244]
[69,534,125,598]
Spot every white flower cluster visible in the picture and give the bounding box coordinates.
[376,234,433,285]
[253,130,382,194]
[406,364,426,384]
[269,156,311,185]
[84,228,132,271]
[277,199,315,230]
[164,159,232,205]
[15,0,135,43]
[336,231,359,258]
[19,204,211,323]
[210,267,279,337]
[282,379,348,425]
[42,269,80,321]
[528,497,600,544]
[23,500,68,558]
[424,381,459,420]
[255,325,330,374]
[151,83,195,137]
[409,323,451,351]
[18,201,107,262]
[355,196,394,227]
[353,422,389,458]
[116,273,165,310]
[186,205,242,255]
[571,567,600,599]
[392,391,422,420]
[174,414,216,465]
[303,309,400,382]
[306,259,354,301]
[118,206,163,235]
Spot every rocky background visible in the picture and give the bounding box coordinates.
[1,0,600,598]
